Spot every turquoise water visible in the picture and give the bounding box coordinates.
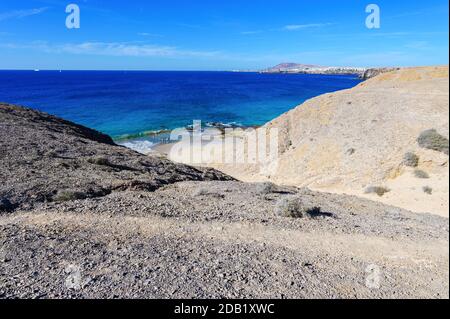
[0,70,361,141]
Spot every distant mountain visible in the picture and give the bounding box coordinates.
[261,62,366,76]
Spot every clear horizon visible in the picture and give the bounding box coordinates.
[0,64,449,72]
[0,0,448,70]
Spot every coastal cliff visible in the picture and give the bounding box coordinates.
[360,67,401,80]
[0,103,233,211]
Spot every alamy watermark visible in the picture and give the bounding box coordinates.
[366,4,381,29]
[365,264,382,289]
[64,263,86,290]
[168,121,279,176]
[0,246,6,262]
[64,4,379,30]
[66,4,80,29]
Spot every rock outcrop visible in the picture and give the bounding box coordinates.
[0,103,233,211]
[360,67,401,80]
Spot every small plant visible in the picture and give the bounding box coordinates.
[193,188,224,199]
[46,150,59,158]
[417,129,449,155]
[423,186,433,195]
[255,182,277,195]
[275,197,322,218]
[53,190,87,202]
[402,152,419,167]
[193,188,209,197]
[414,169,430,179]
[88,157,111,166]
[364,186,390,197]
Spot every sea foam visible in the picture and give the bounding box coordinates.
[119,140,156,155]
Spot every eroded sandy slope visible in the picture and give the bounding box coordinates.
[210,67,449,217]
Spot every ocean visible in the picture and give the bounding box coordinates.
[0,70,360,151]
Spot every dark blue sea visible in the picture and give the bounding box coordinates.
[0,70,360,149]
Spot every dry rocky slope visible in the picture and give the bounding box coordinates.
[0,103,449,299]
[213,66,450,217]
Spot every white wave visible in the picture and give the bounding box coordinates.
[119,140,156,155]
[205,121,243,128]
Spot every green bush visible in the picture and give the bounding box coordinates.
[417,129,449,155]
[423,186,433,195]
[402,152,419,167]
[364,186,390,197]
[255,182,277,195]
[275,197,322,218]
[53,190,87,202]
[88,157,111,166]
[414,169,430,179]
[193,188,224,199]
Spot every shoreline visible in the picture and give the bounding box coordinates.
[115,122,262,155]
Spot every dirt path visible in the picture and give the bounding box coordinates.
[1,208,448,299]
[5,212,446,266]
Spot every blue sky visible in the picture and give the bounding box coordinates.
[0,0,448,70]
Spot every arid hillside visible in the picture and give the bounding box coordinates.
[211,66,449,217]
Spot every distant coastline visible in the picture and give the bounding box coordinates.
[259,62,366,76]
[257,62,401,80]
